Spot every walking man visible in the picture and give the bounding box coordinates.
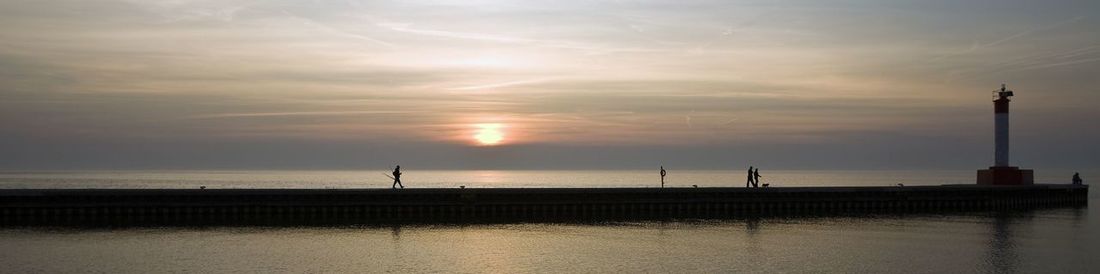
[660,166,667,188]
[746,166,754,188]
[753,168,762,188]
[392,165,404,189]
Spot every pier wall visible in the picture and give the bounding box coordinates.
[0,185,1087,226]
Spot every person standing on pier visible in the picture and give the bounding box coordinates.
[746,166,754,188]
[392,165,404,189]
[753,168,762,188]
[660,166,667,188]
[1073,172,1083,185]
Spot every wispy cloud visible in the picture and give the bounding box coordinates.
[377,22,665,54]
[931,16,1087,62]
[446,78,555,91]
[187,111,410,120]
[283,10,398,49]
[1009,56,1100,71]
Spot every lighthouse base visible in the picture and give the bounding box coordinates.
[978,166,1034,185]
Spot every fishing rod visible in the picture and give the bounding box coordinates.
[382,166,396,180]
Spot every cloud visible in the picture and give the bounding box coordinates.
[282,10,399,49]
[1,0,1099,169]
[376,22,668,54]
[445,78,554,91]
[186,110,412,119]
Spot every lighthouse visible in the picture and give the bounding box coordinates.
[994,84,1011,167]
[977,84,1033,185]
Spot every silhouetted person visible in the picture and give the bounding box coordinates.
[392,165,404,189]
[660,166,667,188]
[753,168,762,188]
[1073,172,1083,185]
[746,166,754,188]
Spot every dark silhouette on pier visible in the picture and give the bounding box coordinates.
[392,165,404,189]
[1073,172,1083,185]
[753,168,762,188]
[660,166,667,188]
[746,166,754,188]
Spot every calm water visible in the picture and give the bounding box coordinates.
[0,170,1094,273]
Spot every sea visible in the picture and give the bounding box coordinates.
[0,169,1095,273]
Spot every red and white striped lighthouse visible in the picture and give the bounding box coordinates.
[978,84,1033,185]
[993,84,1011,167]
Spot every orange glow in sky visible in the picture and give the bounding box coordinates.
[473,123,505,146]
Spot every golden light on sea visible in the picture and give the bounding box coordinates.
[473,123,505,146]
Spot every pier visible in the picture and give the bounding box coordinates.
[0,185,1087,226]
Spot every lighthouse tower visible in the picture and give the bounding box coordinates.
[994,84,1012,167]
[977,84,1033,185]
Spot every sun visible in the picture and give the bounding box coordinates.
[473,123,505,146]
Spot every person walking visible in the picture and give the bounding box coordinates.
[752,168,762,188]
[660,166,667,188]
[1073,172,1083,185]
[746,166,754,188]
[392,165,404,189]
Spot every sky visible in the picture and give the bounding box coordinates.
[1,0,1099,170]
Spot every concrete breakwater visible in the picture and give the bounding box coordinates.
[0,185,1087,226]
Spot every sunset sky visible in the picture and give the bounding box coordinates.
[2,0,1098,169]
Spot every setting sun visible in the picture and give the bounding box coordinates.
[473,123,505,146]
